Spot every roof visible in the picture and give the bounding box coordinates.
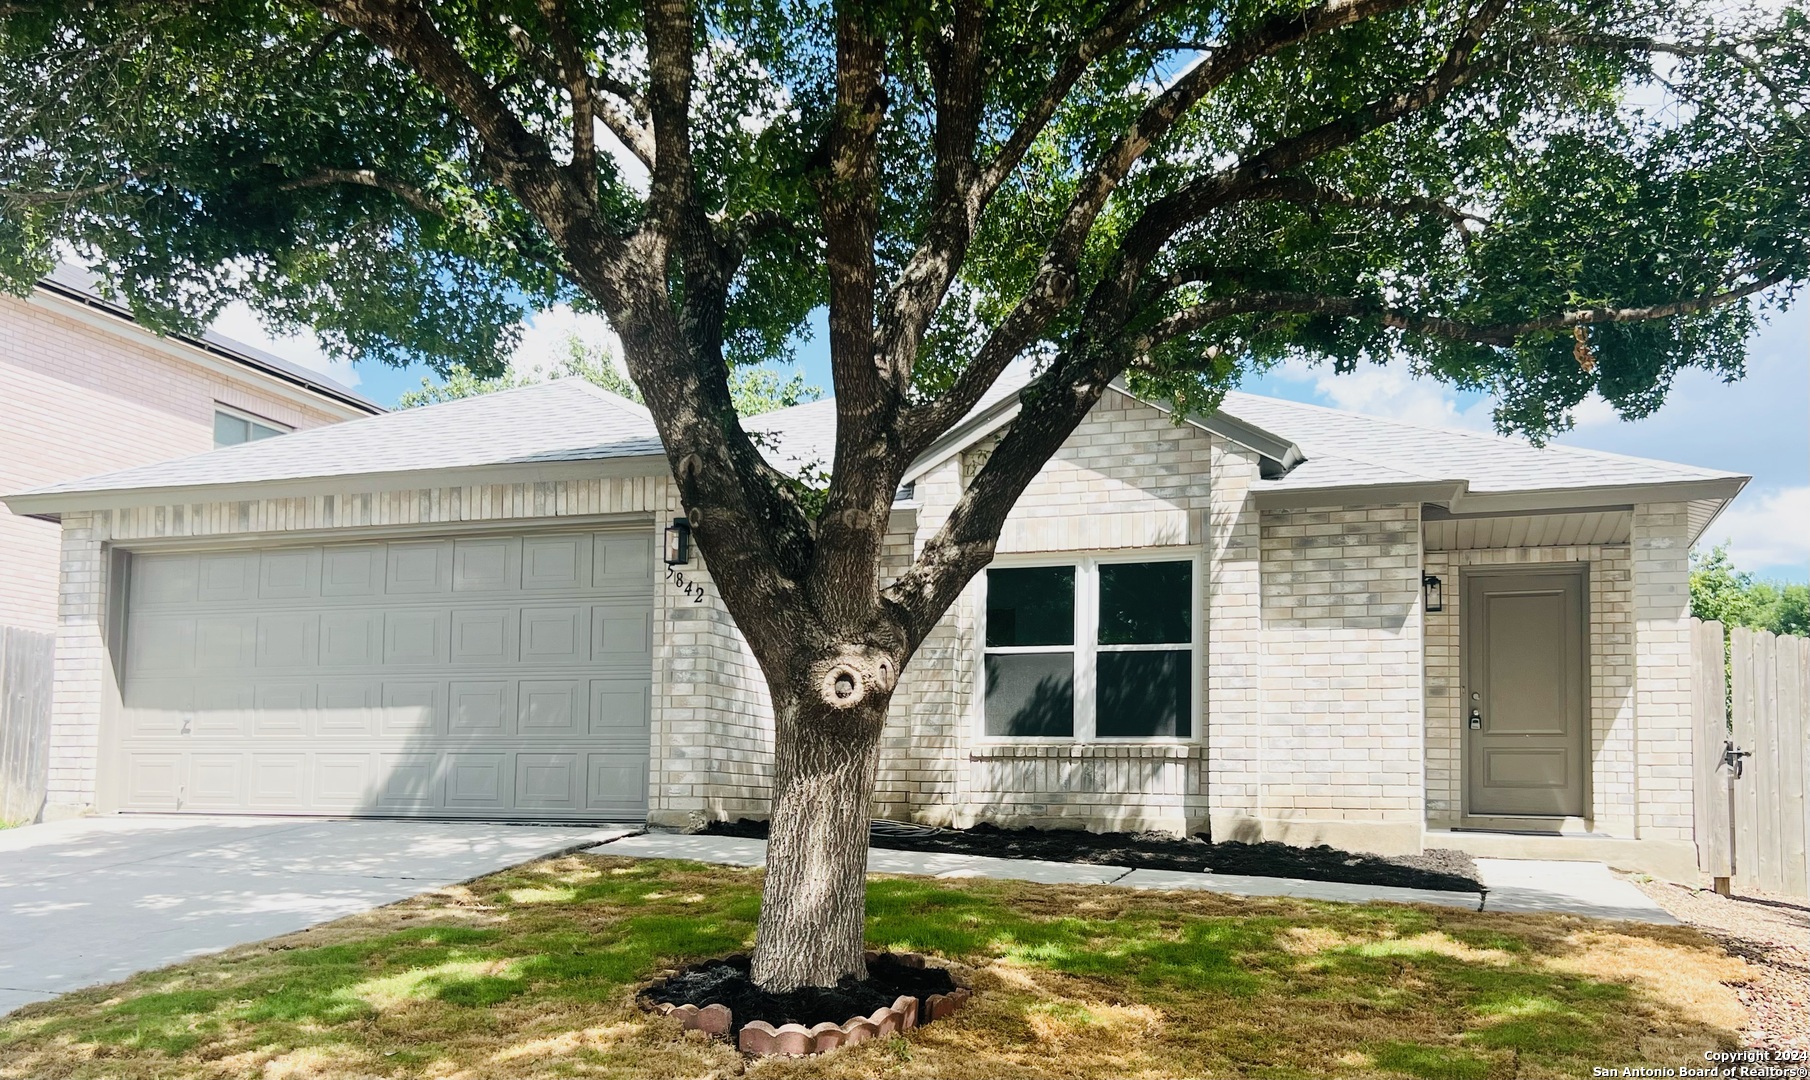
[36,263,383,415]
[1217,391,1745,501]
[5,361,1748,531]
[6,378,662,510]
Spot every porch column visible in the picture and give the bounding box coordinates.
[1631,502,1694,841]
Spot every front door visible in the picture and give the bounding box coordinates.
[1463,567,1587,818]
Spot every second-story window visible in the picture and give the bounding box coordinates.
[213,406,289,447]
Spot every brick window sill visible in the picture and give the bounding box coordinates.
[970,743,1202,761]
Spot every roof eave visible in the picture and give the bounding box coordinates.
[2,452,671,519]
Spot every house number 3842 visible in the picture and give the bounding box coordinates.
[665,565,707,603]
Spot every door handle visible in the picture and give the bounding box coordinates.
[1468,708,1482,730]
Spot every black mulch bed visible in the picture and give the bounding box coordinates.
[704,819,1482,893]
[641,952,956,1032]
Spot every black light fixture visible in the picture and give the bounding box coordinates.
[1422,573,1444,613]
[664,517,692,566]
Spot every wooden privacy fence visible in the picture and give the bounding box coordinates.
[0,624,55,825]
[1691,618,1809,899]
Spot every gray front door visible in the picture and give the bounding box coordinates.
[1463,567,1587,817]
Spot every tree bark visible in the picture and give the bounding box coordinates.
[749,652,894,991]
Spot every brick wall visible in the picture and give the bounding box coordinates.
[1421,545,1637,832]
[1,293,352,631]
[1245,505,1424,853]
[1631,502,1695,840]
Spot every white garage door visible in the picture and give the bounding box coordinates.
[113,526,653,820]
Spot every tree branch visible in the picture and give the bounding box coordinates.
[899,0,1421,456]
[641,0,694,241]
[1127,272,1789,355]
[277,166,444,215]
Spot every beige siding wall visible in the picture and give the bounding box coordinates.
[1631,502,1695,841]
[0,293,351,631]
[39,475,775,822]
[1233,504,1425,853]
[1421,545,1637,833]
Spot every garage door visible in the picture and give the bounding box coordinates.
[113,526,653,820]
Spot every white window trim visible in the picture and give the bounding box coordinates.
[974,547,1203,745]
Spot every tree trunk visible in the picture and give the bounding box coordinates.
[750,681,889,991]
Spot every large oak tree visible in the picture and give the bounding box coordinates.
[3,0,1804,991]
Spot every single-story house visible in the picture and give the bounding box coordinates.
[2,371,1746,876]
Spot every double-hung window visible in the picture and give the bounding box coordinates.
[982,555,1197,740]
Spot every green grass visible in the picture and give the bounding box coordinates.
[0,855,1750,1080]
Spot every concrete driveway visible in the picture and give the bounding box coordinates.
[0,815,630,1015]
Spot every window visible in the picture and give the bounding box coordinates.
[982,557,1196,739]
[213,407,289,447]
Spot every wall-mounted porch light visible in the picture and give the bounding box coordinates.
[664,517,692,566]
[1422,574,1444,613]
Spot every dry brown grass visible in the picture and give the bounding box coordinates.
[0,855,1756,1080]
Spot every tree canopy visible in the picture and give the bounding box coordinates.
[4,0,1806,991]
[1690,544,1809,637]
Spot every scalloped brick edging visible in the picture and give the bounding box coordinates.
[648,951,972,1057]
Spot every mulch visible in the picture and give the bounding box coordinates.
[703,819,1483,892]
[641,952,956,1032]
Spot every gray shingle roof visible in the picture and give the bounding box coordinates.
[13,378,661,499]
[1216,391,1745,494]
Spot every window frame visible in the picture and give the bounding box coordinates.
[975,547,1203,744]
[212,404,292,448]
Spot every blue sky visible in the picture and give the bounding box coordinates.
[214,295,1808,582]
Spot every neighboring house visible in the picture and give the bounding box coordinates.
[2,370,1746,876]
[0,265,381,632]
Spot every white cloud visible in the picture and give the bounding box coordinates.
[208,302,362,388]
[507,305,624,377]
[1271,357,1496,430]
[1698,485,1810,578]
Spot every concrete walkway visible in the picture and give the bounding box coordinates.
[0,815,631,1015]
[594,833,1675,923]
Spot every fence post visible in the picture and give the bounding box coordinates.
[1691,618,1735,890]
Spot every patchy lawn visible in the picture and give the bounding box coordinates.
[0,855,1753,1080]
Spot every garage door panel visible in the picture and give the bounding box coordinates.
[377,754,441,809]
[117,526,652,821]
[259,549,319,599]
[521,606,588,661]
[451,607,517,664]
[127,616,195,674]
[590,681,650,735]
[446,753,509,808]
[189,754,245,808]
[386,542,451,595]
[126,754,183,809]
[320,611,383,666]
[593,534,652,589]
[194,615,257,670]
[133,554,198,606]
[522,534,590,590]
[449,680,515,736]
[454,538,519,592]
[321,545,382,597]
[252,682,314,736]
[381,681,441,736]
[257,612,318,668]
[516,754,580,810]
[592,607,651,662]
[314,753,373,805]
[520,680,585,737]
[250,754,308,807]
[198,552,258,602]
[317,681,380,735]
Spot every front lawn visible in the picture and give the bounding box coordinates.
[0,855,1752,1079]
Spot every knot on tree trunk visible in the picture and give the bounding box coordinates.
[811,646,898,710]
